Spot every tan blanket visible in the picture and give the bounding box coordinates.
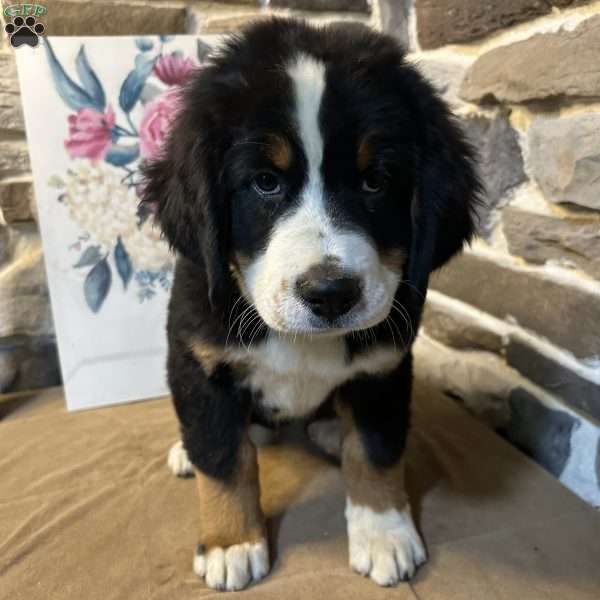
[1,377,599,600]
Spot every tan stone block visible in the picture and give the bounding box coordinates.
[0,222,53,338]
[0,141,30,176]
[0,92,24,132]
[0,179,35,222]
[461,15,600,104]
[416,0,591,49]
[41,0,187,36]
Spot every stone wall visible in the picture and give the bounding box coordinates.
[379,0,600,506]
[1,1,599,503]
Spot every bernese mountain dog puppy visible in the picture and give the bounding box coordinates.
[142,18,480,592]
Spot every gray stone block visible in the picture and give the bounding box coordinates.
[506,338,600,421]
[461,112,526,235]
[430,253,600,359]
[501,387,577,478]
[503,207,600,280]
[379,0,411,49]
[414,58,467,110]
[422,300,504,353]
[0,335,61,393]
[529,114,600,211]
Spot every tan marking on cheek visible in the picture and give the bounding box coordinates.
[233,252,252,271]
[195,437,265,550]
[189,339,225,376]
[267,135,293,171]
[189,338,249,376]
[337,401,408,512]
[357,138,374,172]
[230,257,252,299]
[381,248,406,275]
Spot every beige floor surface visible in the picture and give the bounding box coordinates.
[1,378,599,600]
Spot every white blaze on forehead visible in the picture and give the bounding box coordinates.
[287,53,326,183]
[284,53,333,262]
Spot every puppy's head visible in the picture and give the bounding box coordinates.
[143,19,480,335]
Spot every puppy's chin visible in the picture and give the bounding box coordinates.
[254,299,395,339]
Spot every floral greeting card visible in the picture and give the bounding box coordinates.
[16,35,217,410]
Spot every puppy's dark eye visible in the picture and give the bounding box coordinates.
[252,172,281,196]
[362,171,388,194]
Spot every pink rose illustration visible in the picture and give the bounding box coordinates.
[65,105,116,161]
[153,54,197,86]
[139,88,183,160]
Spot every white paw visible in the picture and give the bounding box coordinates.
[307,419,341,458]
[193,539,270,591]
[167,440,194,478]
[346,499,427,586]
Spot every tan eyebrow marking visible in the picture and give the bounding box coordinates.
[381,248,406,275]
[266,134,293,171]
[357,137,374,172]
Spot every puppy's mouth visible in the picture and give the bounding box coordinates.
[280,308,392,337]
[260,284,395,338]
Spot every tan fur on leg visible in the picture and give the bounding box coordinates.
[337,402,426,586]
[338,402,407,512]
[193,436,270,591]
[195,436,265,550]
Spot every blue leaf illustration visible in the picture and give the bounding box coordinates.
[105,144,140,167]
[75,46,106,111]
[135,37,154,52]
[74,245,101,268]
[84,257,112,313]
[197,39,212,63]
[160,35,174,43]
[44,39,97,111]
[114,237,133,289]
[119,54,156,114]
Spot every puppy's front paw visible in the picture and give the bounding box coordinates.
[167,440,194,478]
[346,500,426,586]
[193,538,269,591]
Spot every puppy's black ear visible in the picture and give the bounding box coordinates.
[141,112,231,312]
[406,83,482,296]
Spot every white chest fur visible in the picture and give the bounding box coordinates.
[243,334,404,419]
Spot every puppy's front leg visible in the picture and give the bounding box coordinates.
[337,352,426,586]
[192,436,268,591]
[171,349,268,592]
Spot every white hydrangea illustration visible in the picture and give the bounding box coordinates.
[56,159,172,272]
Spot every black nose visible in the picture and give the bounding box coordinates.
[296,275,361,321]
